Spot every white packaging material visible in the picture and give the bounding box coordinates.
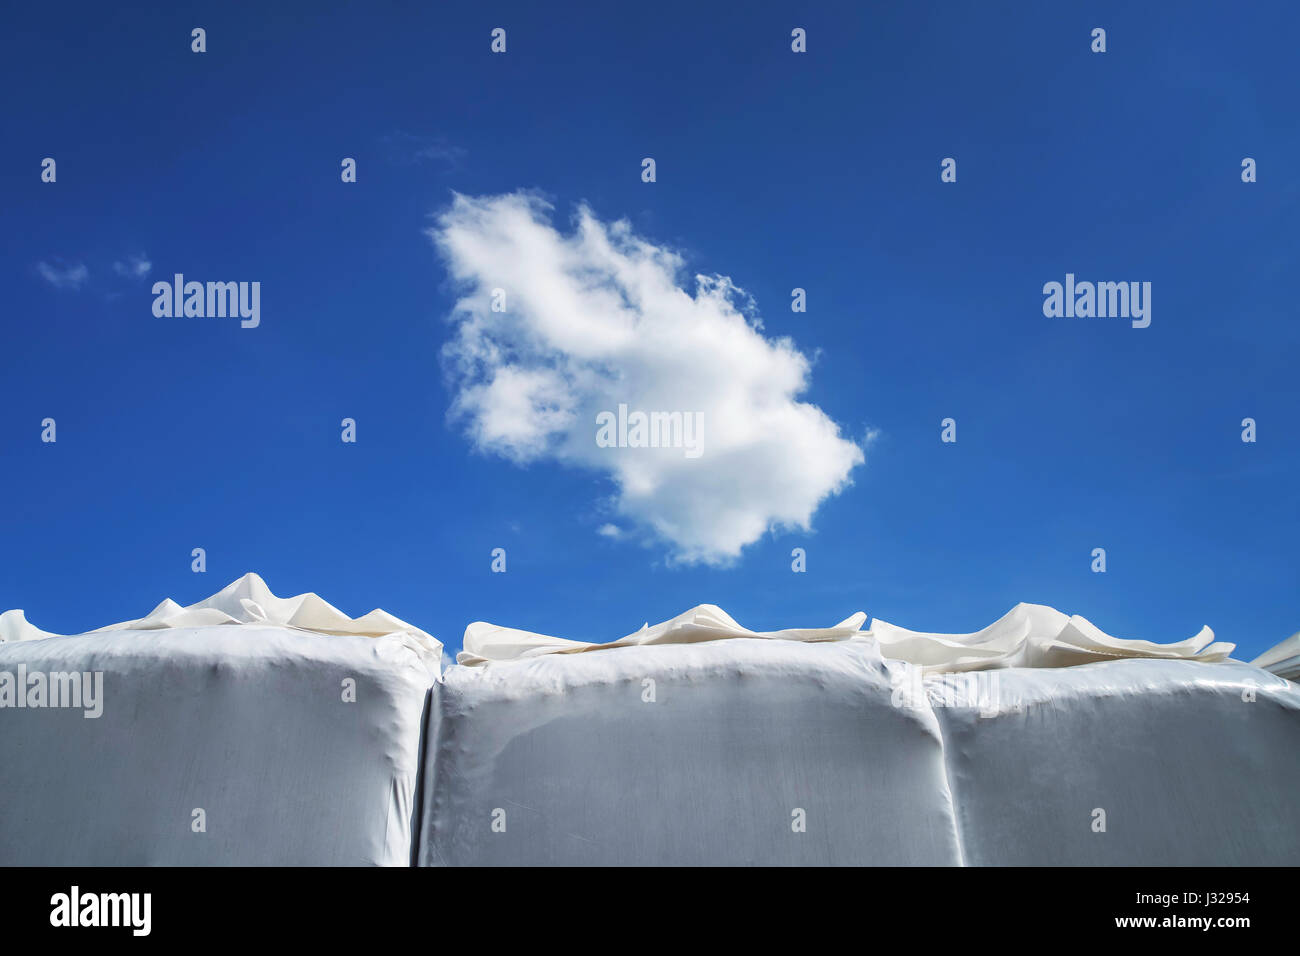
[0,574,438,866]
[426,603,1296,866]
[6,582,1295,867]
[870,603,1234,673]
[457,603,867,666]
[929,659,1300,865]
[1252,631,1300,680]
[422,629,963,866]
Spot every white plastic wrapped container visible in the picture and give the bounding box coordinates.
[929,659,1300,865]
[421,607,963,866]
[0,574,439,866]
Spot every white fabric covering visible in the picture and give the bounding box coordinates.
[422,638,963,866]
[0,576,437,865]
[4,582,1293,866]
[423,605,1293,866]
[930,659,1300,864]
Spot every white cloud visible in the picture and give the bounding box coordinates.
[597,523,624,539]
[37,260,88,289]
[430,192,864,565]
[113,253,152,279]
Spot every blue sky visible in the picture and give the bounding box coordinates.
[2,1,1296,661]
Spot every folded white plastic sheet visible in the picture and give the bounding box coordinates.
[422,633,964,866]
[870,603,1234,673]
[456,603,867,665]
[460,601,1235,673]
[0,575,438,866]
[929,659,1300,865]
[1252,631,1300,681]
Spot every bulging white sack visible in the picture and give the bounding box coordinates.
[928,659,1300,865]
[421,633,963,866]
[0,575,438,866]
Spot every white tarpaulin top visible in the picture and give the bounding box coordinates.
[458,601,1234,672]
[0,572,442,666]
[458,604,866,666]
[871,602,1234,672]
